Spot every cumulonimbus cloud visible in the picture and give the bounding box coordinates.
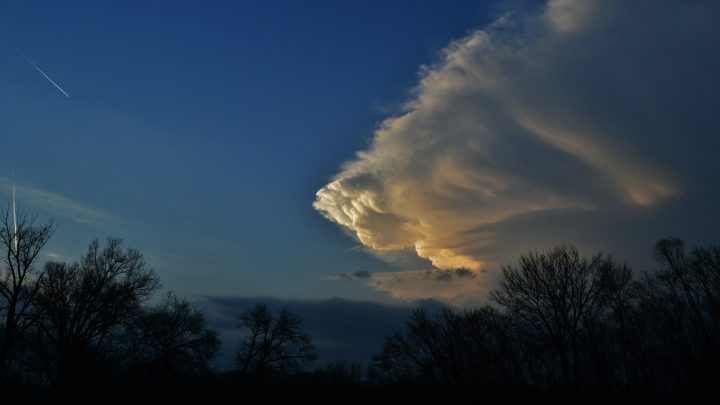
[314,0,720,296]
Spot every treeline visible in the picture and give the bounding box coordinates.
[370,241,720,400]
[0,210,221,401]
[2,206,720,402]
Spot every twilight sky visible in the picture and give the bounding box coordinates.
[1,0,719,309]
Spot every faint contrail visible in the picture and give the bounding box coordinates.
[21,53,70,98]
[12,170,18,254]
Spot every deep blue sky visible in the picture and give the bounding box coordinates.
[0,0,500,300]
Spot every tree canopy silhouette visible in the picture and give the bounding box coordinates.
[34,238,160,384]
[369,240,720,398]
[489,245,629,387]
[235,303,317,379]
[124,292,220,378]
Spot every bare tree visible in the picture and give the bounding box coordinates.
[124,292,219,377]
[370,306,522,389]
[235,304,317,378]
[369,309,434,385]
[652,239,720,336]
[489,245,622,388]
[637,238,720,388]
[34,238,160,385]
[368,242,720,395]
[0,205,55,376]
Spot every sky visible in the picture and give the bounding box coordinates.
[1,0,720,364]
[0,0,498,302]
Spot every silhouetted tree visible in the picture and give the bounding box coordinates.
[630,238,720,390]
[593,258,640,389]
[370,306,521,390]
[489,245,625,389]
[235,304,317,379]
[0,206,55,379]
[652,239,720,337]
[124,292,219,378]
[371,241,720,397]
[34,238,160,385]
[371,307,463,385]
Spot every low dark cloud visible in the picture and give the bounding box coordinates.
[195,296,422,370]
[327,268,488,304]
[336,270,372,280]
[431,268,477,281]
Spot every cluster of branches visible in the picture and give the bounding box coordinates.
[0,206,322,402]
[371,242,720,398]
[235,303,317,380]
[0,207,220,395]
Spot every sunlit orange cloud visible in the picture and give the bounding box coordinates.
[315,0,717,301]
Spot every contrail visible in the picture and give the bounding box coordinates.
[21,53,70,98]
[12,171,18,254]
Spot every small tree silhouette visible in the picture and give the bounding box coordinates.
[124,292,219,378]
[235,304,317,379]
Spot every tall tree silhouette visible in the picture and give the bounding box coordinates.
[634,238,720,389]
[235,304,317,379]
[34,238,159,385]
[489,245,623,388]
[0,206,55,379]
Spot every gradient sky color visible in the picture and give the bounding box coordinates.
[2,0,719,308]
[0,0,500,301]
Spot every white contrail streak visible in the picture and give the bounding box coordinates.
[12,171,18,254]
[22,54,71,98]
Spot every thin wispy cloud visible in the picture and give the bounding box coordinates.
[0,177,118,227]
[315,0,720,299]
[42,248,75,263]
